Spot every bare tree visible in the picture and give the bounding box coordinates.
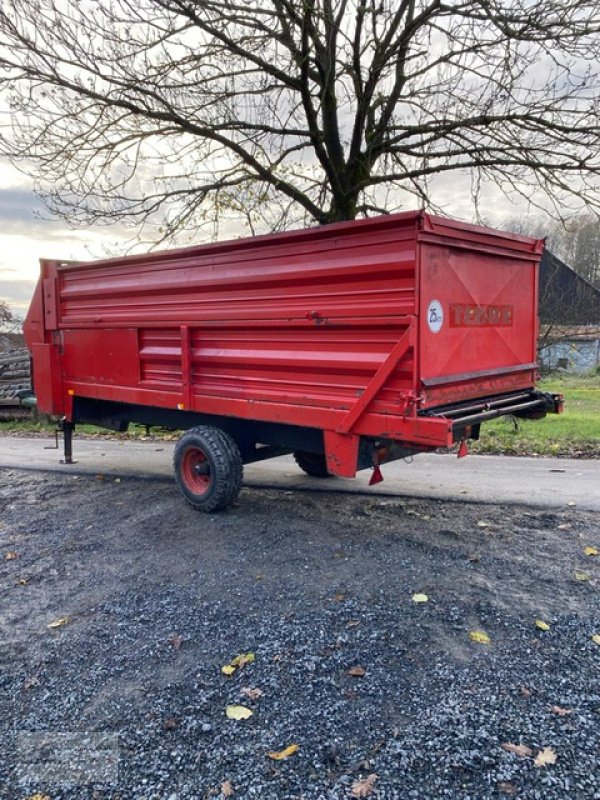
[568,217,600,288]
[0,300,23,334]
[504,213,600,289]
[1,0,600,241]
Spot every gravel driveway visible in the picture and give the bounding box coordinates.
[1,468,599,799]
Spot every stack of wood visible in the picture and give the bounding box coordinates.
[0,349,32,406]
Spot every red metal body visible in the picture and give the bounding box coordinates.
[23,211,555,476]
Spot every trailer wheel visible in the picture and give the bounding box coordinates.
[174,426,243,512]
[293,450,331,478]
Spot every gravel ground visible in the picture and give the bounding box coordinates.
[0,468,599,800]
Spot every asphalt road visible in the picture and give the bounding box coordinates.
[0,434,598,511]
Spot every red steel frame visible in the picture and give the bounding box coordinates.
[24,211,546,476]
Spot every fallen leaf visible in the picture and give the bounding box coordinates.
[347,665,366,677]
[221,780,234,797]
[230,652,255,668]
[534,747,557,767]
[575,570,591,582]
[163,717,178,730]
[549,705,572,716]
[23,676,40,690]
[346,619,361,628]
[468,554,480,563]
[591,634,600,646]
[501,742,533,758]
[535,619,550,631]
[26,794,50,800]
[95,474,105,481]
[169,635,183,650]
[221,652,256,675]
[520,686,532,698]
[4,551,18,561]
[333,593,346,602]
[469,629,491,645]
[411,593,428,603]
[47,617,69,629]
[498,782,519,795]
[240,687,262,701]
[267,743,299,760]
[225,704,253,720]
[351,773,378,798]
[16,577,29,586]
[584,546,599,556]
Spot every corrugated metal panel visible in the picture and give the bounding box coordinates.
[139,329,182,385]
[58,223,417,326]
[138,323,414,411]
[59,216,419,413]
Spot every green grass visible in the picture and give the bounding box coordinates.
[0,418,177,439]
[472,372,600,457]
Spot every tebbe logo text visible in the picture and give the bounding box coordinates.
[450,303,514,327]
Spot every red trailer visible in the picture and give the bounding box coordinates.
[23,211,562,511]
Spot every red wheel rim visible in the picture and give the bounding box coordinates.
[181,446,212,496]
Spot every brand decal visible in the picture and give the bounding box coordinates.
[427,300,444,333]
[450,303,514,327]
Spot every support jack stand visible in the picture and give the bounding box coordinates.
[50,418,77,464]
[60,420,76,464]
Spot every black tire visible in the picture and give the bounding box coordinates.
[293,450,331,478]
[174,426,243,512]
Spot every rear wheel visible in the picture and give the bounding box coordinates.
[174,426,243,512]
[293,450,330,478]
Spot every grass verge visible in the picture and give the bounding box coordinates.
[0,419,178,440]
[472,373,600,458]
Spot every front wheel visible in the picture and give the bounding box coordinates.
[174,426,243,512]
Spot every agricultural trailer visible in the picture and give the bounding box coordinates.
[23,211,562,511]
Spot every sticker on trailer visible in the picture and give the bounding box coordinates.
[427,300,444,333]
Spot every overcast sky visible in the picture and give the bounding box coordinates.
[0,156,537,316]
[0,159,134,314]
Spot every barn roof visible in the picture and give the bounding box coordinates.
[539,249,600,325]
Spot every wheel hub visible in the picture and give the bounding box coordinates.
[181,447,212,495]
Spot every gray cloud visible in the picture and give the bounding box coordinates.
[0,187,78,241]
[0,187,46,222]
[0,278,36,312]
[0,186,135,245]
